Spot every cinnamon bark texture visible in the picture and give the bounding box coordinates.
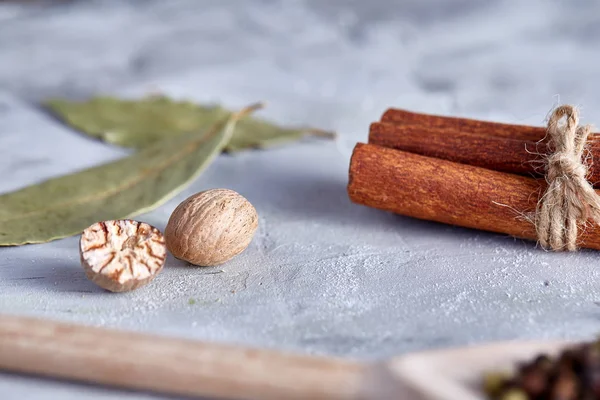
[368,122,600,186]
[380,108,548,141]
[347,143,600,251]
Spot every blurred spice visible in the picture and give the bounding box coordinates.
[485,339,600,400]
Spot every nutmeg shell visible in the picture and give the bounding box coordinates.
[165,189,258,266]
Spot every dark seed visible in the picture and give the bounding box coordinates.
[484,338,600,400]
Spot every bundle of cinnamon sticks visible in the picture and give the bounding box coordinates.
[347,108,600,250]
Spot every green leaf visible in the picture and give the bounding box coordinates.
[0,103,262,246]
[224,115,335,153]
[44,96,335,151]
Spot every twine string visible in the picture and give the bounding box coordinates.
[536,105,600,251]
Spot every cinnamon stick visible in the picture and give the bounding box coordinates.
[380,108,547,141]
[347,143,600,250]
[368,122,600,186]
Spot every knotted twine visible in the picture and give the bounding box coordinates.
[535,105,600,251]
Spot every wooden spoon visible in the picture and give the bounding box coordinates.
[0,314,571,400]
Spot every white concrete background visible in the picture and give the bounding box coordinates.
[1,0,600,398]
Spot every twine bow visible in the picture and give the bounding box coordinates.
[536,105,600,251]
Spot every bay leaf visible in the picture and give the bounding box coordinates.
[0,103,262,246]
[44,96,335,152]
[224,115,336,153]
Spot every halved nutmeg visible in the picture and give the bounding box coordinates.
[79,220,166,292]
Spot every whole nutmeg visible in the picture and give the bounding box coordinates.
[165,189,258,266]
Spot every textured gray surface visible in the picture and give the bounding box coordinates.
[1,0,600,398]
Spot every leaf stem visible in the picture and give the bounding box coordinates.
[305,128,337,139]
[233,102,266,120]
